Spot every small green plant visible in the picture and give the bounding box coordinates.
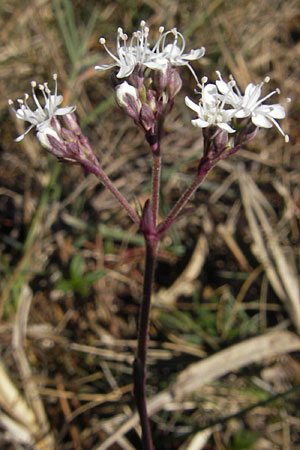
[56,254,105,297]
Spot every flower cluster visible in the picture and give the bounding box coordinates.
[94,21,205,153]
[8,75,99,169]
[185,72,290,143]
[8,74,76,146]
[95,20,205,82]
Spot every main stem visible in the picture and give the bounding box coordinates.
[133,235,158,450]
[151,151,161,226]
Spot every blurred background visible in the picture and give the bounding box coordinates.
[1,0,300,448]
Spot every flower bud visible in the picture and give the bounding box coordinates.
[63,113,81,135]
[115,81,141,121]
[167,68,182,99]
[152,65,170,95]
[128,65,145,89]
[37,126,62,150]
[140,102,155,131]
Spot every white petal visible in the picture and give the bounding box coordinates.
[116,65,135,78]
[258,104,286,119]
[95,63,118,71]
[235,108,251,119]
[218,122,235,133]
[145,59,168,70]
[251,113,273,128]
[163,43,181,59]
[216,80,229,95]
[116,81,139,105]
[191,118,210,128]
[48,94,63,108]
[185,96,200,114]
[181,47,205,61]
[203,84,218,105]
[243,83,261,109]
[55,105,76,115]
[37,127,60,148]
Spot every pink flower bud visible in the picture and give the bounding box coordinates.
[140,103,155,131]
[63,113,81,135]
[168,68,182,98]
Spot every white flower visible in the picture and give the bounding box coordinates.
[215,72,290,142]
[158,28,205,82]
[8,74,76,145]
[185,77,236,133]
[95,21,167,79]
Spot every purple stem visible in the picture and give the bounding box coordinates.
[151,151,162,226]
[81,160,140,225]
[133,235,158,450]
[158,157,214,235]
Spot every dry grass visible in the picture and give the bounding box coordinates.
[1,0,300,449]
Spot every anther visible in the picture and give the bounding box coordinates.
[99,37,106,45]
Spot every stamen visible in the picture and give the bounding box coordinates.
[257,89,278,106]
[31,82,44,112]
[268,116,289,142]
